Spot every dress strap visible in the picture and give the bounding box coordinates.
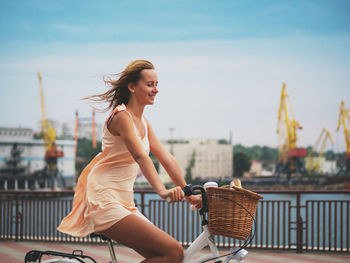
[106,104,132,129]
[141,116,148,139]
[106,104,142,137]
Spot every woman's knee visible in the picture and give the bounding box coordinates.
[166,241,184,263]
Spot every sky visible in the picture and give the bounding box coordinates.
[0,0,349,152]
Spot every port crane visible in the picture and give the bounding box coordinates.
[37,72,64,188]
[275,83,308,180]
[336,100,350,175]
[306,128,334,174]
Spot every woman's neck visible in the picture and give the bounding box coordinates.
[126,100,144,119]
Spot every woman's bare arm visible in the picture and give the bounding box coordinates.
[108,111,183,201]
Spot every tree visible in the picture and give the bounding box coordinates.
[185,150,196,183]
[234,151,251,177]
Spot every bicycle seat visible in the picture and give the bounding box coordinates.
[90,233,110,241]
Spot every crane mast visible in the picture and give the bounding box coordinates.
[37,72,63,173]
[336,100,350,175]
[276,83,307,180]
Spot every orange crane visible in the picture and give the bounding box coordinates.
[37,72,64,171]
[276,83,308,179]
[336,100,350,175]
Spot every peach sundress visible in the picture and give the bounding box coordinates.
[57,104,150,237]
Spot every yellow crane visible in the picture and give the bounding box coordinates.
[276,83,307,178]
[336,100,350,174]
[37,72,63,170]
[306,128,334,174]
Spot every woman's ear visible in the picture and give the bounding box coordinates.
[128,83,135,94]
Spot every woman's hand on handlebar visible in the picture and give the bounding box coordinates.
[185,195,202,209]
[159,186,184,202]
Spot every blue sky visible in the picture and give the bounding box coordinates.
[1,0,350,151]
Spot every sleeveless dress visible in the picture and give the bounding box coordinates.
[57,104,150,237]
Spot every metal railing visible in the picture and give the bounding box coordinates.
[0,189,349,253]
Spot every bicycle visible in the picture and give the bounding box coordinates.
[25,181,263,263]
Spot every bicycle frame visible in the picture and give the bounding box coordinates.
[183,225,220,263]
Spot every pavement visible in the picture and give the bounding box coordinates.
[1,240,350,263]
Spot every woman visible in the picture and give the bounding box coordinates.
[57,60,201,263]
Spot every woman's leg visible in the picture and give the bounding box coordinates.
[100,214,184,263]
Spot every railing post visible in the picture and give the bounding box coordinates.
[140,192,145,216]
[296,192,303,253]
[15,194,19,241]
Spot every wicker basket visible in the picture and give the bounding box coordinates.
[206,186,264,240]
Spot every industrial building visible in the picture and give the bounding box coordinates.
[158,139,233,184]
[0,126,75,189]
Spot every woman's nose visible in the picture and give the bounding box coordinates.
[153,86,159,93]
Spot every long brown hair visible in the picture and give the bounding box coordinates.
[84,60,155,112]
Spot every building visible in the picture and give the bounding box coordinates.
[305,156,337,174]
[0,126,75,189]
[158,139,233,183]
[249,160,276,177]
[61,121,102,141]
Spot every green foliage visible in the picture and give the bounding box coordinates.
[185,150,196,183]
[75,138,102,176]
[233,151,251,177]
[234,144,278,161]
[218,139,229,144]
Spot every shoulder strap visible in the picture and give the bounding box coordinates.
[106,104,133,129]
[142,116,148,138]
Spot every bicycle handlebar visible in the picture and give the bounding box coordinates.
[166,184,205,202]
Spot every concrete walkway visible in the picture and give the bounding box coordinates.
[1,241,350,263]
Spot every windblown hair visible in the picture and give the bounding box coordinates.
[84,60,155,112]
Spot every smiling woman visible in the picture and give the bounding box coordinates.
[57,60,201,263]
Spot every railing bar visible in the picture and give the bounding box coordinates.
[0,200,2,238]
[283,202,286,248]
[186,201,189,245]
[254,202,258,248]
[266,201,269,247]
[277,202,280,249]
[44,199,47,241]
[191,204,195,242]
[317,201,320,250]
[167,201,170,234]
[271,201,275,248]
[29,199,32,240]
[288,200,291,249]
[53,199,56,241]
[163,200,166,233]
[340,201,343,251]
[50,199,53,241]
[172,202,175,238]
[323,201,326,251]
[346,201,350,251]
[334,201,337,251]
[183,203,185,244]
[60,199,64,242]
[176,202,180,241]
[7,199,9,239]
[328,201,331,251]
[66,199,71,242]
[260,201,264,247]
[305,201,308,251]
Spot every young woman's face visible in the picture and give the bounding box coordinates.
[132,69,159,105]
